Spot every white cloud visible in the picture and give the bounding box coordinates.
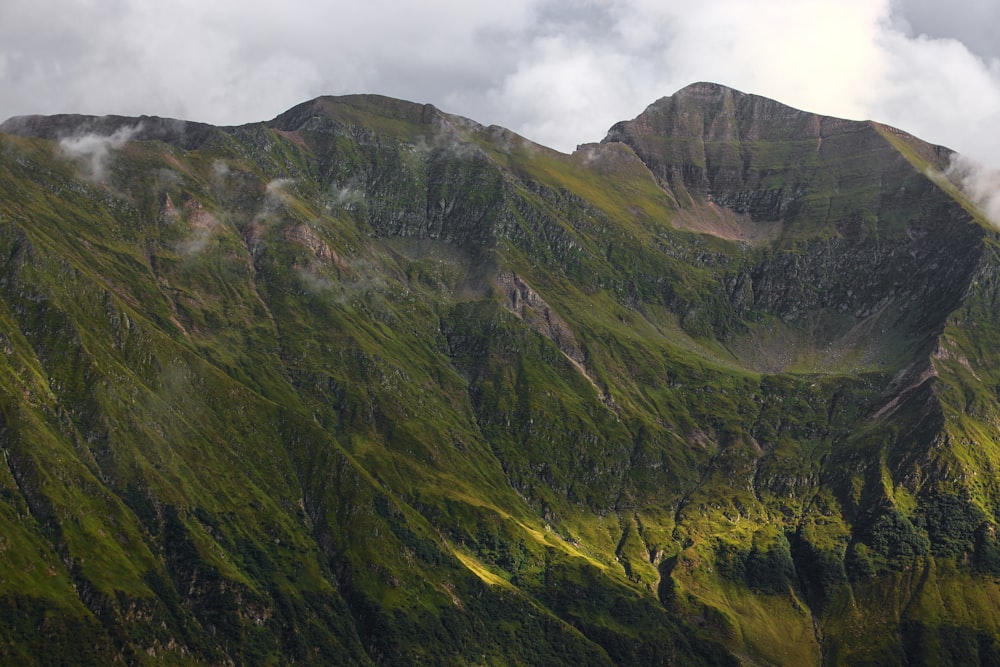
[946,154,1000,228]
[3,0,1000,173]
[479,0,889,151]
[868,29,1000,164]
[59,124,141,181]
[476,35,660,152]
[258,178,295,219]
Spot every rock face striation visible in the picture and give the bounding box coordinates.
[1,83,1000,665]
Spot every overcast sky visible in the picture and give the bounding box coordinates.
[2,0,1000,165]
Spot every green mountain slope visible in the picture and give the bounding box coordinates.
[1,82,999,664]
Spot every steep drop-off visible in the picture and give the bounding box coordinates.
[1,83,999,665]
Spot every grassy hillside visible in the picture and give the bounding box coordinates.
[0,84,998,665]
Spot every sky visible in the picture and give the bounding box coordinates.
[2,0,1000,165]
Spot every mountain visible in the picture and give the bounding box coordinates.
[1,81,999,665]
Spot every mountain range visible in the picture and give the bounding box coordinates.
[1,81,1000,665]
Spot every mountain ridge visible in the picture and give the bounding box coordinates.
[1,83,999,665]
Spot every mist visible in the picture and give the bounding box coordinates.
[945,153,1000,228]
[59,124,141,181]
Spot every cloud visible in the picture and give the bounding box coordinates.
[211,159,230,180]
[4,0,1000,169]
[867,29,1000,165]
[893,0,1000,61]
[330,182,365,211]
[261,178,295,213]
[172,200,223,256]
[475,0,887,152]
[59,124,141,181]
[945,154,1000,228]
[474,0,1000,166]
[294,264,336,294]
[265,178,293,196]
[294,257,386,304]
[0,0,533,125]
[477,35,650,153]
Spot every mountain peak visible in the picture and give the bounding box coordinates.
[672,80,748,98]
[269,93,443,131]
[605,82,824,148]
[601,82,953,238]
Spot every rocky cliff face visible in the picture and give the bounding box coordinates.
[1,84,999,665]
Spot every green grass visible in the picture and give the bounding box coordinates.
[1,88,1000,664]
